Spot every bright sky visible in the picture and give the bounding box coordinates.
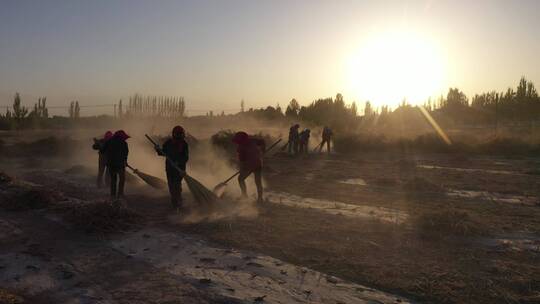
[1,0,539,115]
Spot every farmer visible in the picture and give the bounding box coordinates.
[92,130,113,188]
[154,125,189,209]
[232,131,266,203]
[319,126,333,154]
[287,124,300,154]
[299,129,311,154]
[102,130,130,199]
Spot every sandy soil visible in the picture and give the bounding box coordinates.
[2,131,540,303]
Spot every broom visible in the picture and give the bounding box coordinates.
[312,141,324,153]
[126,164,167,189]
[279,140,289,151]
[145,134,218,204]
[213,138,282,196]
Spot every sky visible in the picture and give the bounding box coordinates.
[1,0,539,116]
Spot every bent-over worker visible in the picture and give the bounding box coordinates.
[155,125,189,209]
[102,130,130,199]
[232,131,266,203]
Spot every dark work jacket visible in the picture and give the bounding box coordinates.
[92,138,107,154]
[159,138,189,173]
[102,137,128,169]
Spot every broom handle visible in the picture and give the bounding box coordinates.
[313,141,323,152]
[220,138,282,184]
[145,134,188,177]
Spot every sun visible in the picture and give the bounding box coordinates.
[347,30,446,108]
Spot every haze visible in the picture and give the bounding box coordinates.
[1,0,540,115]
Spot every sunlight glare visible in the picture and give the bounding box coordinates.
[347,30,446,108]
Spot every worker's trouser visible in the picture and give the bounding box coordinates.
[319,139,331,154]
[238,166,263,201]
[97,154,110,188]
[166,169,184,208]
[109,166,126,198]
[288,139,299,154]
[299,140,309,154]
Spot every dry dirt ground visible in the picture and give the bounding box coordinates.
[1,134,540,304]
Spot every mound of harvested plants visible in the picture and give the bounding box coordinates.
[211,129,275,156]
[2,136,81,158]
[211,129,239,154]
[62,200,143,234]
[0,180,63,211]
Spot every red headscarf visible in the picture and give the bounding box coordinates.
[171,125,186,151]
[172,125,185,138]
[114,130,130,141]
[104,131,113,140]
[232,131,249,145]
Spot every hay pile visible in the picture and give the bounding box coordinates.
[2,136,80,158]
[61,200,143,234]
[0,173,63,211]
[416,210,486,238]
[211,130,275,156]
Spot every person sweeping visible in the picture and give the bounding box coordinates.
[299,129,311,154]
[287,124,300,154]
[92,130,113,188]
[232,131,265,203]
[319,126,333,154]
[102,130,130,199]
[154,126,189,210]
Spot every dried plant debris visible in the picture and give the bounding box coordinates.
[62,200,143,234]
[0,181,64,211]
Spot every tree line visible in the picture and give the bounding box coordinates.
[118,94,186,118]
[1,77,538,132]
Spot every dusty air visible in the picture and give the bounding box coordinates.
[1,1,539,304]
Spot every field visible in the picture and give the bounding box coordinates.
[1,129,540,304]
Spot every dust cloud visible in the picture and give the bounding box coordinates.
[1,116,295,223]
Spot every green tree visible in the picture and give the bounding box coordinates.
[350,101,357,116]
[285,98,300,117]
[13,92,28,121]
[364,101,373,116]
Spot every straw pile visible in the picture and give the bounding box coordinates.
[0,177,63,211]
[62,200,143,234]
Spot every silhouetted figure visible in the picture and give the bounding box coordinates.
[319,126,333,154]
[288,124,300,154]
[155,126,189,209]
[233,132,266,203]
[92,130,113,188]
[102,130,129,199]
[299,129,311,154]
